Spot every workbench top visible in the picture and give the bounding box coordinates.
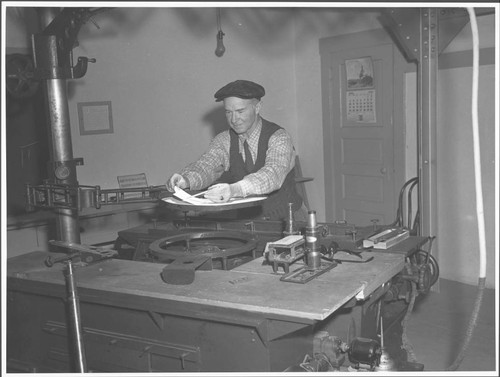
[7,246,408,323]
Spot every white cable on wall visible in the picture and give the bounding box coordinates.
[467,7,487,279]
[446,7,487,371]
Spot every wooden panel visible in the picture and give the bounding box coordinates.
[343,174,384,202]
[342,138,383,164]
[7,250,405,321]
[344,209,387,227]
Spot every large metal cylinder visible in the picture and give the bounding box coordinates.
[37,8,81,243]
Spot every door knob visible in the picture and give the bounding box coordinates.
[380,167,387,174]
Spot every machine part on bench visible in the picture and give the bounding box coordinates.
[160,255,213,285]
[279,260,338,284]
[45,240,118,267]
[283,202,301,236]
[148,230,258,270]
[264,235,306,273]
[305,210,322,269]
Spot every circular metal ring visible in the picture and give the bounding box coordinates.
[148,230,258,262]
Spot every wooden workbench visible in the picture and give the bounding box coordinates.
[6,236,428,372]
[8,248,405,322]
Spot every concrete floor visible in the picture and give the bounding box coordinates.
[404,278,497,373]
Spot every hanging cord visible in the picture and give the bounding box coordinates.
[446,7,487,371]
[401,280,418,363]
[215,8,226,57]
[216,8,222,32]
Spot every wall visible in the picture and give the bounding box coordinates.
[436,64,496,288]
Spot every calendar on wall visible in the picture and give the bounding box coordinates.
[346,89,376,123]
[344,57,376,124]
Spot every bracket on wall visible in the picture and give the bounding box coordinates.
[379,7,493,62]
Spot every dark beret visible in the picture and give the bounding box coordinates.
[214,80,265,102]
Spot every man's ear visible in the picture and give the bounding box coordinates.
[255,100,263,114]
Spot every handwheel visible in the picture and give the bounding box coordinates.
[6,54,39,99]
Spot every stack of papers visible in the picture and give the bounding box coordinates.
[172,187,211,205]
[163,187,267,207]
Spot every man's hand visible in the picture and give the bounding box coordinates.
[166,173,187,192]
[205,183,233,203]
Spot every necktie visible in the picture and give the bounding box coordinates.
[243,140,254,171]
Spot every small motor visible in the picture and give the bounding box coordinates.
[283,333,384,372]
[348,337,382,370]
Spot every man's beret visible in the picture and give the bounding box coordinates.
[214,80,265,102]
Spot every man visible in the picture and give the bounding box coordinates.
[166,79,303,221]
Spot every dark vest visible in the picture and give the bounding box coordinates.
[218,118,303,220]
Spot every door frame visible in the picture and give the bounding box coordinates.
[320,28,413,222]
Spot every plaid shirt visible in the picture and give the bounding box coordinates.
[180,119,296,197]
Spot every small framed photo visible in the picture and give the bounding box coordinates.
[345,57,374,89]
[77,101,114,135]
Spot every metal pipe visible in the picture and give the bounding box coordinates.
[37,8,81,243]
[46,78,81,242]
[64,260,87,372]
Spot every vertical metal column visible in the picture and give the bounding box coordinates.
[37,8,81,244]
[417,8,438,238]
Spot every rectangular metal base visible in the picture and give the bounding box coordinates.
[280,261,337,283]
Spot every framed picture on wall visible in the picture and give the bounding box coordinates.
[77,101,114,135]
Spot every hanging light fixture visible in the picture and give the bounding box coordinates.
[215,8,226,57]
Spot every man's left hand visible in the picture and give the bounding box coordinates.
[205,183,233,203]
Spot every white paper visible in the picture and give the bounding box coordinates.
[172,187,210,204]
[166,187,267,206]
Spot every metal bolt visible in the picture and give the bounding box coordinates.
[349,230,358,242]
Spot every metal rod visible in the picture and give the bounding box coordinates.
[64,260,87,372]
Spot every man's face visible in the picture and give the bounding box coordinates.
[223,97,261,136]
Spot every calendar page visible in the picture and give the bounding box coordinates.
[346,89,376,123]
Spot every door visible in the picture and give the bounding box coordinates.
[321,30,407,226]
